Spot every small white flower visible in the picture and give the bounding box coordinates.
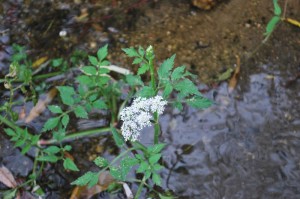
[120,95,167,142]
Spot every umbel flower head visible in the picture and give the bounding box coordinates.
[120,95,167,142]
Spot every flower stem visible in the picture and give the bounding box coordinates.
[149,58,156,92]
[153,112,160,144]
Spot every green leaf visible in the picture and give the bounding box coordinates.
[110,166,122,181]
[144,170,151,180]
[61,114,70,128]
[132,57,143,64]
[71,171,96,186]
[148,143,166,154]
[87,173,100,188]
[120,157,139,180]
[186,97,212,109]
[21,144,31,154]
[125,74,144,86]
[44,146,61,154]
[48,105,63,114]
[217,68,234,82]
[273,0,281,16]
[37,155,58,163]
[174,79,200,97]
[158,54,176,80]
[63,158,79,171]
[97,44,108,61]
[92,100,107,109]
[137,64,150,75]
[152,172,162,186]
[153,163,164,171]
[149,154,161,165]
[136,86,155,98]
[100,60,110,66]
[42,117,60,132]
[3,188,17,199]
[137,162,149,173]
[77,75,92,85]
[30,135,40,145]
[163,83,173,98]
[111,126,125,147]
[94,157,109,168]
[52,58,63,67]
[4,128,16,137]
[171,65,186,81]
[173,101,183,111]
[88,55,98,66]
[64,145,72,151]
[74,105,88,119]
[57,86,76,106]
[138,46,145,56]
[81,66,97,75]
[99,68,110,74]
[264,16,281,36]
[122,47,139,57]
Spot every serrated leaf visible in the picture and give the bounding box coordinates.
[163,83,173,98]
[186,97,212,109]
[87,173,100,188]
[149,154,161,165]
[74,105,88,119]
[125,74,144,86]
[81,66,97,75]
[171,66,186,81]
[61,114,69,128]
[97,44,108,61]
[37,155,58,163]
[158,54,176,80]
[88,55,98,66]
[94,157,109,168]
[273,0,281,16]
[77,75,92,85]
[92,100,107,109]
[111,126,125,147]
[144,170,151,180]
[63,158,79,171]
[30,135,40,145]
[42,117,60,132]
[132,57,143,64]
[136,86,155,98]
[48,105,63,114]
[138,46,145,56]
[71,171,95,186]
[137,64,150,75]
[44,146,60,154]
[173,101,183,111]
[21,144,31,154]
[152,172,161,186]
[57,86,76,106]
[137,162,149,173]
[4,128,16,137]
[122,47,139,57]
[264,16,281,36]
[100,60,110,66]
[110,167,122,181]
[148,143,166,154]
[153,163,164,171]
[99,67,110,74]
[174,79,200,97]
[120,157,138,180]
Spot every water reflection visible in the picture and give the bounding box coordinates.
[162,70,300,199]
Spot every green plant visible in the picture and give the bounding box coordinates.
[264,0,282,42]
[1,44,212,198]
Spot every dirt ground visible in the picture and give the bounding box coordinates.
[108,0,300,82]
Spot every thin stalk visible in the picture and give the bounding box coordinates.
[149,58,156,91]
[153,112,160,145]
[0,114,21,131]
[134,175,146,199]
[38,126,110,145]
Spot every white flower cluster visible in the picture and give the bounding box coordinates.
[120,95,167,142]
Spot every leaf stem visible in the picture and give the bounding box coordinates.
[134,175,146,199]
